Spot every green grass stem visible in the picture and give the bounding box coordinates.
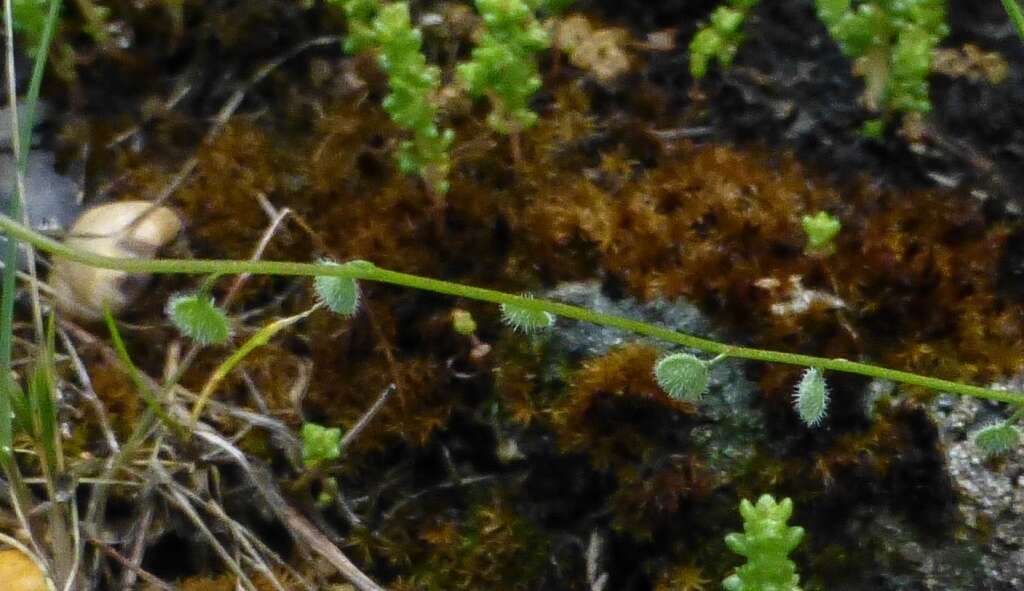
[0,210,1021,406]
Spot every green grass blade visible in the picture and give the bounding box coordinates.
[103,308,185,437]
[1002,0,1024,42]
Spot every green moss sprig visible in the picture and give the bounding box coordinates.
[689,0,759,79]
[332,0,382,53]
[373,3,454,195]
[458,0,551,134]
[301,422,343,467]
[333,0,453,195]
[815,0,949,117]
[723,495,805,591]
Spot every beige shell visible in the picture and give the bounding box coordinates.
[49,200,182,320]
[0,549,48,591]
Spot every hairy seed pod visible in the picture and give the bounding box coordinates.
[654,352,710,402]
[50,201,182,320]
[974,421,1022,457]
[793,368,829,427]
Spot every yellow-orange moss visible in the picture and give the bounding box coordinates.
[552,344,696,470]
[391,498,550,591]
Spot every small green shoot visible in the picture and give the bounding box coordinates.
[689,0,758,79]
[333,0,383,53]
[815,0,948,117]
[802,210,841,254]
[451,309,478,336]
[723,494,804,591]
[374,2,454,194]
[458,0,550,134]
[302,422,343,467]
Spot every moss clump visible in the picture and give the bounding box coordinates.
[393,499,550,591]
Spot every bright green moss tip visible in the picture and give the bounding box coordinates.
[814,0,948,116]
[723,494,804,591]
[332,0,383,54]
[689,0,759,79]
[458,0,550,134]
[801,211,841,253]
[301,422,343,467]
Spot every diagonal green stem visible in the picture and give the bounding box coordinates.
[0,210,1022,405]
[1002,0,1024,42]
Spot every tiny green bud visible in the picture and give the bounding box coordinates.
[167,294,231,345]
[860,118,885,139]
[500,297,554,333]
[451,309,478,336]
[654,352,710,402]
[802,211,841,253]
[794,368,829,427]
[974,422,1022,457]
[315,261,361,316]
[723,494,804,591]
[301,422,343,467]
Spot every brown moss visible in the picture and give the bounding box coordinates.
[654,563,713,591]
[394,498,551,591]
[85,358,143,438]
[552,344,696,471]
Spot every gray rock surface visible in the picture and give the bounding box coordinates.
[542,282,765,476]
[0,101,81,258]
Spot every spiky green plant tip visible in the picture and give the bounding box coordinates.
[314,260,362,316]
[801,211,841,254]
[500,297,555,333]
[373,2,453,193]
[332,0,383,53]
[723,494,804,591]
[794,367,829,427]
[458,0,550,134]
[451,309,478,336]
[167,294,231,346]
[815,0,948,117]
[654,352,710,402]
[689,0,759,79]
[301,422,343,467]
[974,421,1022,458]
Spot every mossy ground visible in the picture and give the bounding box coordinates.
[23,0,1024,588]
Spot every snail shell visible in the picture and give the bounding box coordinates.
[0,548,47,591]
[49,200,182,320]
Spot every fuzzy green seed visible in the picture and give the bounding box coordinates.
[315,261,361,316]
[654,352,710,402]
[794,368,829,427]
[167,294,230,345]
[974,422,1022,457]
[499,298,554,333]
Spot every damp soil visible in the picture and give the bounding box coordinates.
[22,0,1024,589]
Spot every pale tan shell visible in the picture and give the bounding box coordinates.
[0,549,48,591]
[49,201,182,320]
